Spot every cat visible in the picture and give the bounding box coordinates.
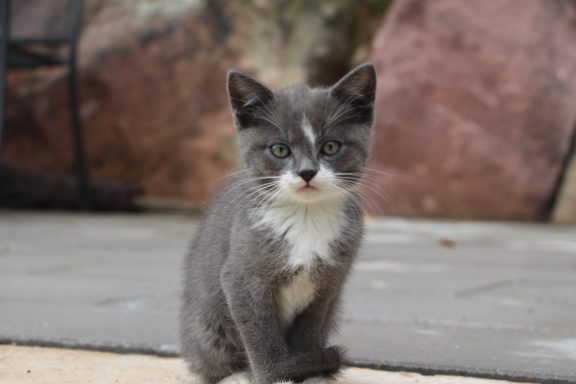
[180,63,377,384]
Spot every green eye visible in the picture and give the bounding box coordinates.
[321,141,341,156]
[270,143,291,158]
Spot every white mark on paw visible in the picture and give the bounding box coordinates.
[218,372,252,384]
[303,377,333,384]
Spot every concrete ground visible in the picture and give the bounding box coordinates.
[0,212,575,383]
[0,345,530,384]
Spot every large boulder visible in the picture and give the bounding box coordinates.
[4,0,241,203]
[368,0,576,220]
[4,0,238,203]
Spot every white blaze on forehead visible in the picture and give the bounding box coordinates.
[301,114,316,146]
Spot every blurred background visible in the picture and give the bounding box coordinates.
[2,0,576,222]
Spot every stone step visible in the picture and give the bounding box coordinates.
[0,345,532,384]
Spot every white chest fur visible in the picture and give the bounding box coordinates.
[256,201,346,325]
[278,269,315,326]
[257,201,346,269]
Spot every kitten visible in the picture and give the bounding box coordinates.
[180,63,377,384]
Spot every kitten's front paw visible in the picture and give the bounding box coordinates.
[218,372,252,384]
[302,377,333,384]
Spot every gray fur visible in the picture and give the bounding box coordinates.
[180,64,377,384]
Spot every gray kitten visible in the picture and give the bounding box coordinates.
[180,63,376,384]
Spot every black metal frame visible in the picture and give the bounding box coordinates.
[0,0,91,209]
[0,0,8,156]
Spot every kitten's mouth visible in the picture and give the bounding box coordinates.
[299,184,319,192]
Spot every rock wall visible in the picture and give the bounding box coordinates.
[368,0,576,220]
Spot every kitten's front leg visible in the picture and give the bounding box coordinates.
[221,264,293,384]
[285,291,343,375]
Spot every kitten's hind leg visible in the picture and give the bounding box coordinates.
[217,372,252,384]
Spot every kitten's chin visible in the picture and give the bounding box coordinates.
[284,186,343,204]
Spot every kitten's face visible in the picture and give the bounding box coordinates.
[227,64,376,204]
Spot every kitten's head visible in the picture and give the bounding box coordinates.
[227,63,376,204]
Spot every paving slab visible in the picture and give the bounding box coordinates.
[0,212,575,383]
[0,345,530,384]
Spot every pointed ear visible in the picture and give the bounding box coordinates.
[227,70,273,129]
[330,63,377,124]
[331,63,377,103]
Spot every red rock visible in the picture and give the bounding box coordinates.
[3,1,239,203]
[368,0,576,220]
